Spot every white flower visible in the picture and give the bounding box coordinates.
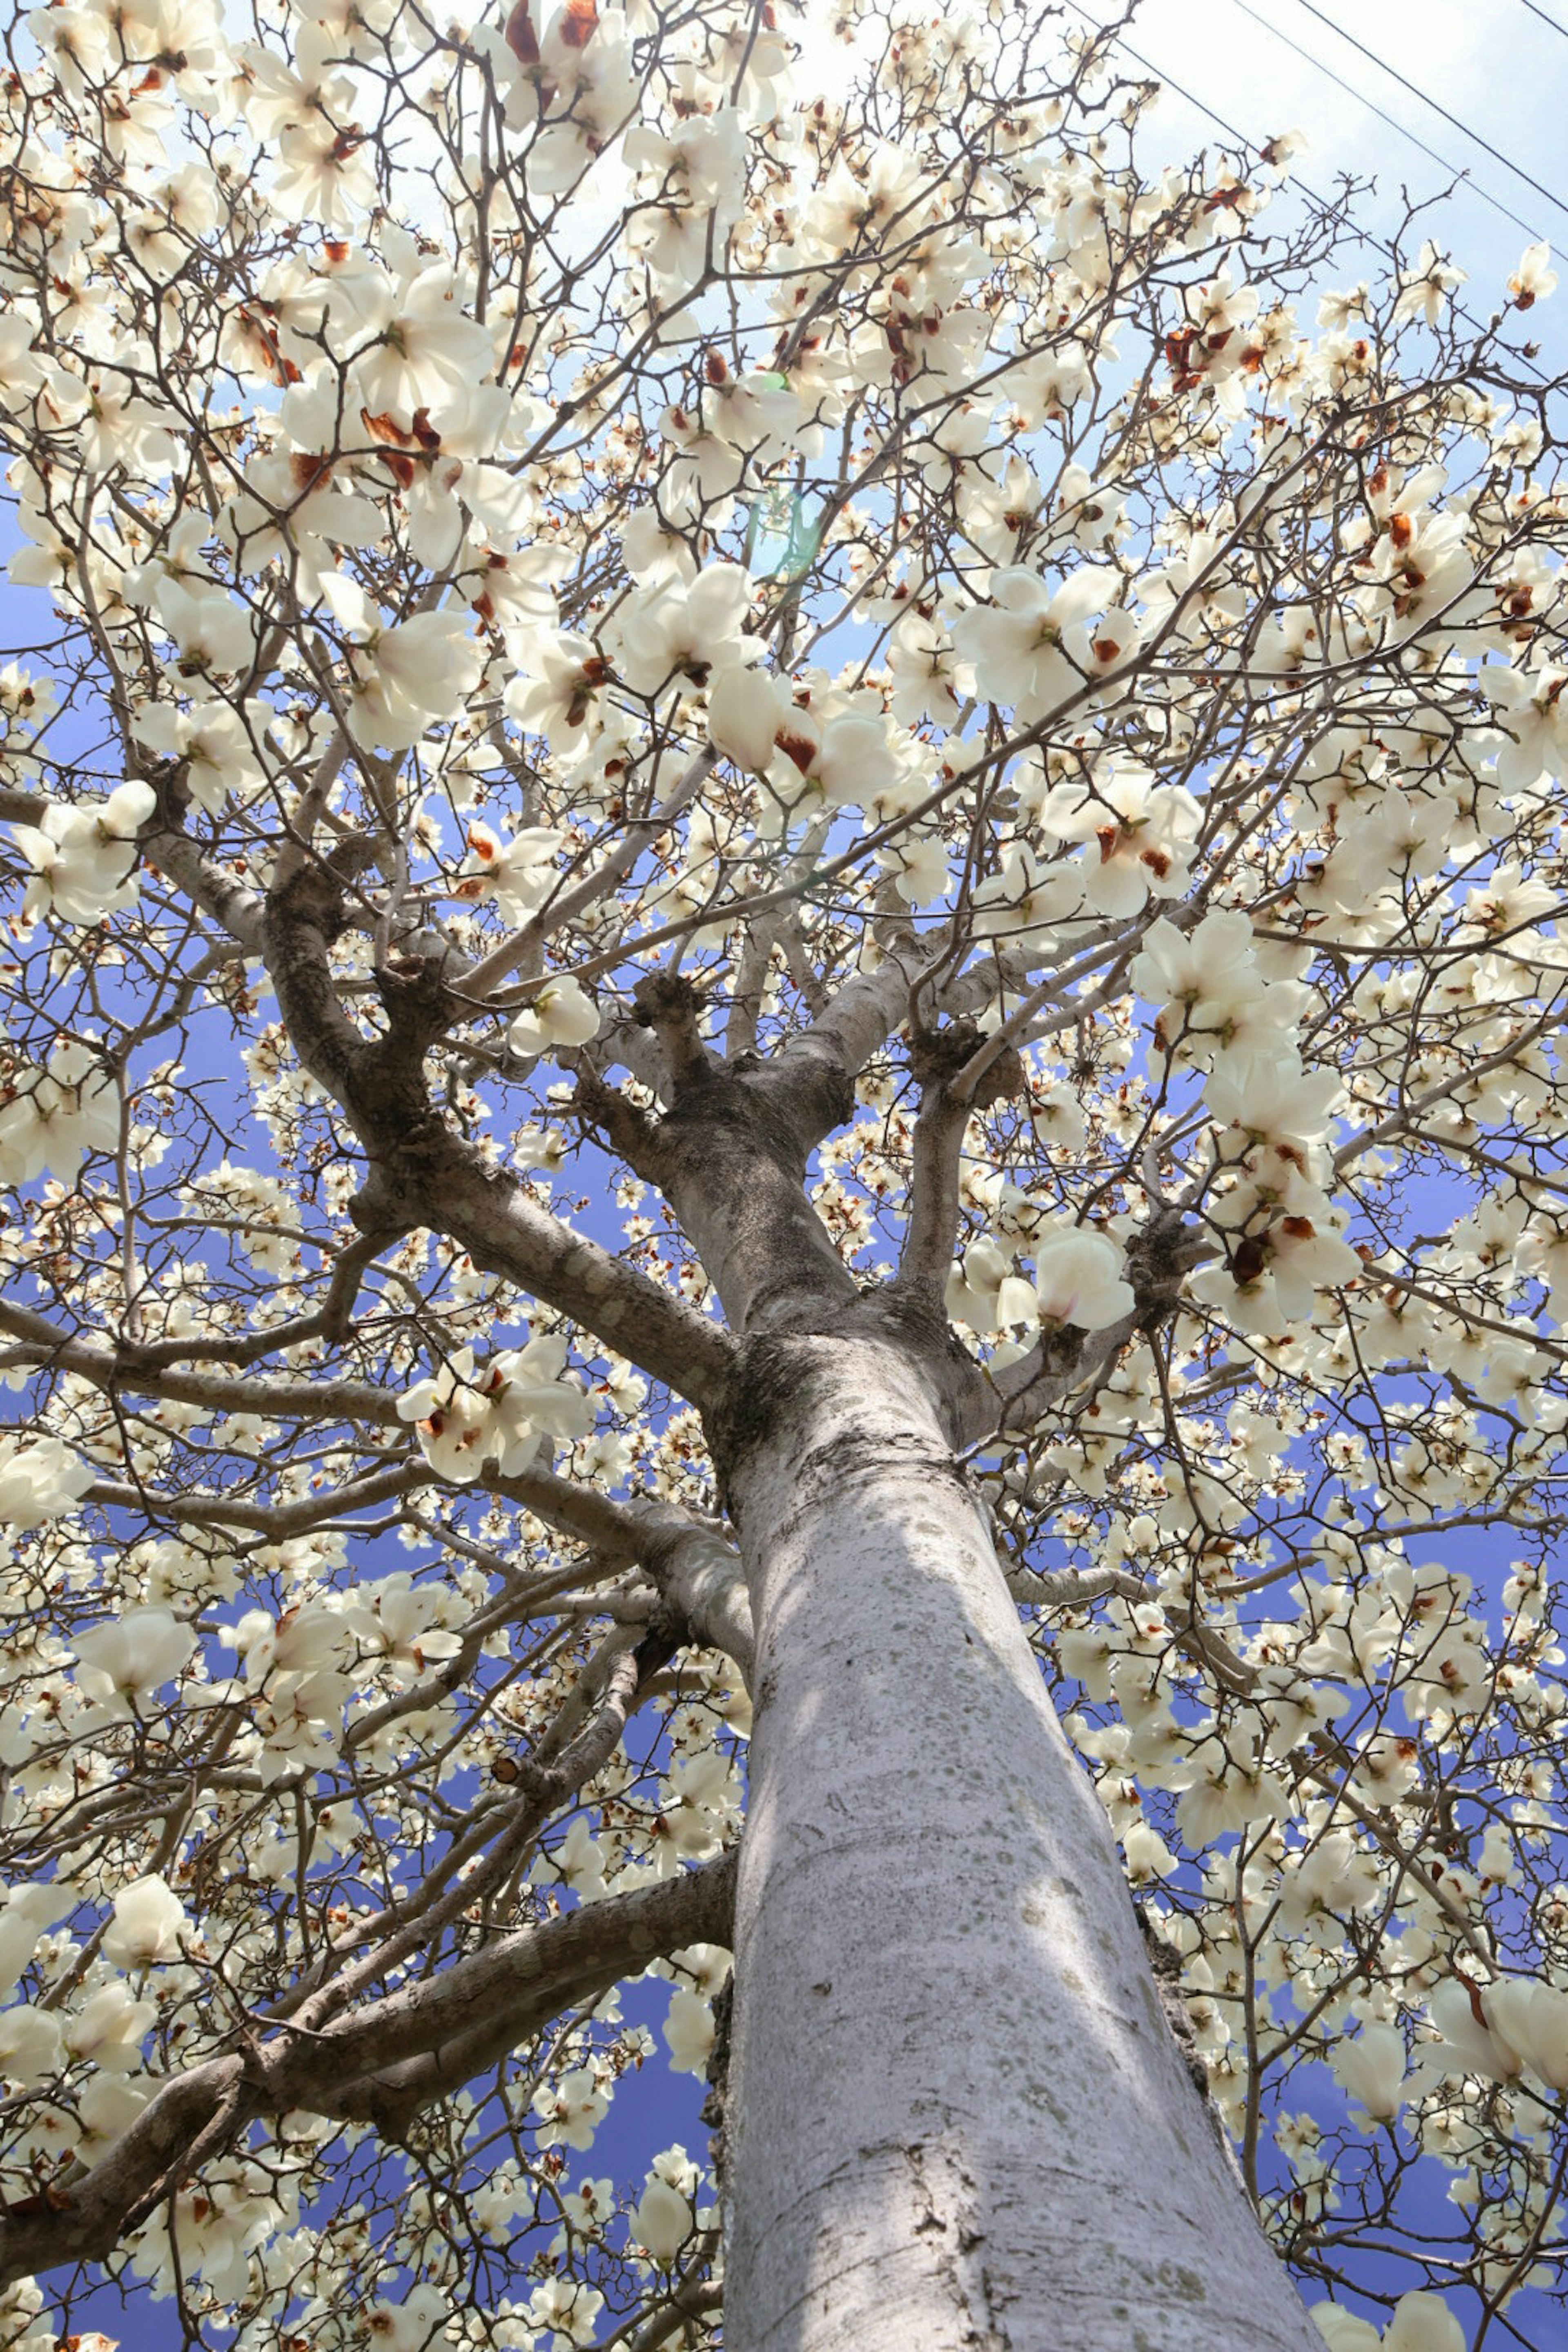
[508,976,601,1061]
[0,1434,94,1528]
[0,2003,63,2085]
[1031,1224,1134,1332]
[878,832,950,906]
[1205,1053,1341,1153]
[365,2283,451,2352]
[707,664,798,771]
[73,1606,196,1711]
[0,1883,73,2001]
[131,699,263,815]
[532,2063,609,2150]
[1330,2023,1409,2123]
[1036,761,1198,917]
[525,2275,606,2350]
[270,117,378,227]
[1310,2309,1381,2352]
[950,565,1130,719]
[662,1987,715,2075]
[611,565,756,695]
[1123,1818,1178,1883]
[0,314,45,412]
[1274,1831,1383,1930]
[350,267,494,421]
[0,1040,120,1185]
[1429,1973,1568,2091]
[397,1335,594,1482]
[1508,240,1557,310]
[155,580,256,677]
[632,2174,692,2265]
[319,575,482,751]
[62,1982,156,2071]
[1382,2293,1466,2352]
[101,1875,189,1969]
[1262,1216,1363,1321]
[1131,909,1261,1027]
[1392,240,1466,327]
[946,1236,1039,1332]
[11,781,156,927]
[453,821,564,925]
[1481,662,1568,788]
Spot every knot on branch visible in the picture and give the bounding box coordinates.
[633,970,715,1094]
[1125,1211,1213,1331]
[907,1016,1025,1109]
[372,952,466,1060]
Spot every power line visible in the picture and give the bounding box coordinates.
[1229,0,1544,242]
[1290,0,1568,231]
[1518,0,1568,44]
[1064,1,1554,388]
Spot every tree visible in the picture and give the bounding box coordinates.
[0,0,1565,2343]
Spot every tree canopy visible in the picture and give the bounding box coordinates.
[0,0,1566,2345]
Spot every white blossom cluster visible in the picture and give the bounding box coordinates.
[0,0,1565,2340]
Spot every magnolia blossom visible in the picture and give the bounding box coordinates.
[397,1335,594,1481]
[154,579,256,676]
[950,565,1134,721]
[1311,2311,1381,2352]
[0,1883,73,2001]
[131,699,263,815]
[319,574,483,751]
[1507,240,1557,310]
[878,831,951,905]
[62,1982,156,2071]
[946,1235,1039,1332]
[364,2285,452,2352]
[1391,240,1467,327]
[454,821,564,924]
[1031,1224,1134,1331]
[1428,1973,1568,2090]
[506,632,613,751]
[1206,1053,1342,1154]
[1383,2295,1466,2352]
[73,1606,196,1712]
[610,564,756,695]
[707,666,808,772]
[0,1434,94,1529]
[532,2063,610,2151]
[1482,662,1568,788]
[631,2174,692,2265]
[347,265,494,422]
[0,1038,120,1184]
[101,1875,190,1969]
[1261,1215,1363,1321]
[1330,2023,1410,2124]
[0,2002,62,2085]
[1035,760,1199,917]
[663,1986,716,2074]
[269,114,377,226]
[11,780,155,927]
[507,975,601,1060]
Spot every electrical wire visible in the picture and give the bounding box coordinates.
[1062,0,1555,388]
[1290,0,1568,229]
[1519,0,1568,43]
[1228,0,1544,242]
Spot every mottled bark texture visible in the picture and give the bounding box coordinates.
[708,1327,1321,2352]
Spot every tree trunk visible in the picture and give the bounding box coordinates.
[715,1326,1322,2352]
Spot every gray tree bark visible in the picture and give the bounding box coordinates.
[713,1325,1323,2352]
